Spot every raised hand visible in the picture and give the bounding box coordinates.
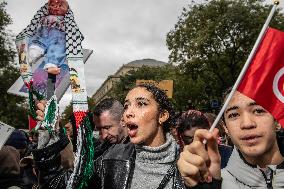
[177,128,221,187]
[36,100,47,121]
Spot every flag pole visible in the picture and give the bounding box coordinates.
[208,1,280,134]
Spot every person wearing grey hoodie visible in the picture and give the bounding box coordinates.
[178,91,284,188]
[221,91,284,188]
[222,147,284,189]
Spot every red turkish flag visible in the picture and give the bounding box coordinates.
[238,28,284,128]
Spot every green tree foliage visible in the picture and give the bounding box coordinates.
[0,2,28,129]
[0,2,14,68]
[166,0,284,103]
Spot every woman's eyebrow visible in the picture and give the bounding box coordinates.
[135,97,150,102]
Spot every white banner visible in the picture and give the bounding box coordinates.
[0,121,15,150]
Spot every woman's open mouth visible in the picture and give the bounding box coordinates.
[126,122,138,138]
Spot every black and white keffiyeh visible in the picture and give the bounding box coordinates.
[16,3,84,57]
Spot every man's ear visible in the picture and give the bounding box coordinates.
[275,120,281,131]
[159,110,169,125]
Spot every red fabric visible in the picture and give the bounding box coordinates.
[74,111,88,129]
[29,115,37,130]
[238,27,284,128]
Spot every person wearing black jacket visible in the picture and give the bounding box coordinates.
[33,84,221,189]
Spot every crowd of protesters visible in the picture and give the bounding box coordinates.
[0,84,283,189]
[0,129,39,189]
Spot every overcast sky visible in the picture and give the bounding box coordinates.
[4,0,283,111]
